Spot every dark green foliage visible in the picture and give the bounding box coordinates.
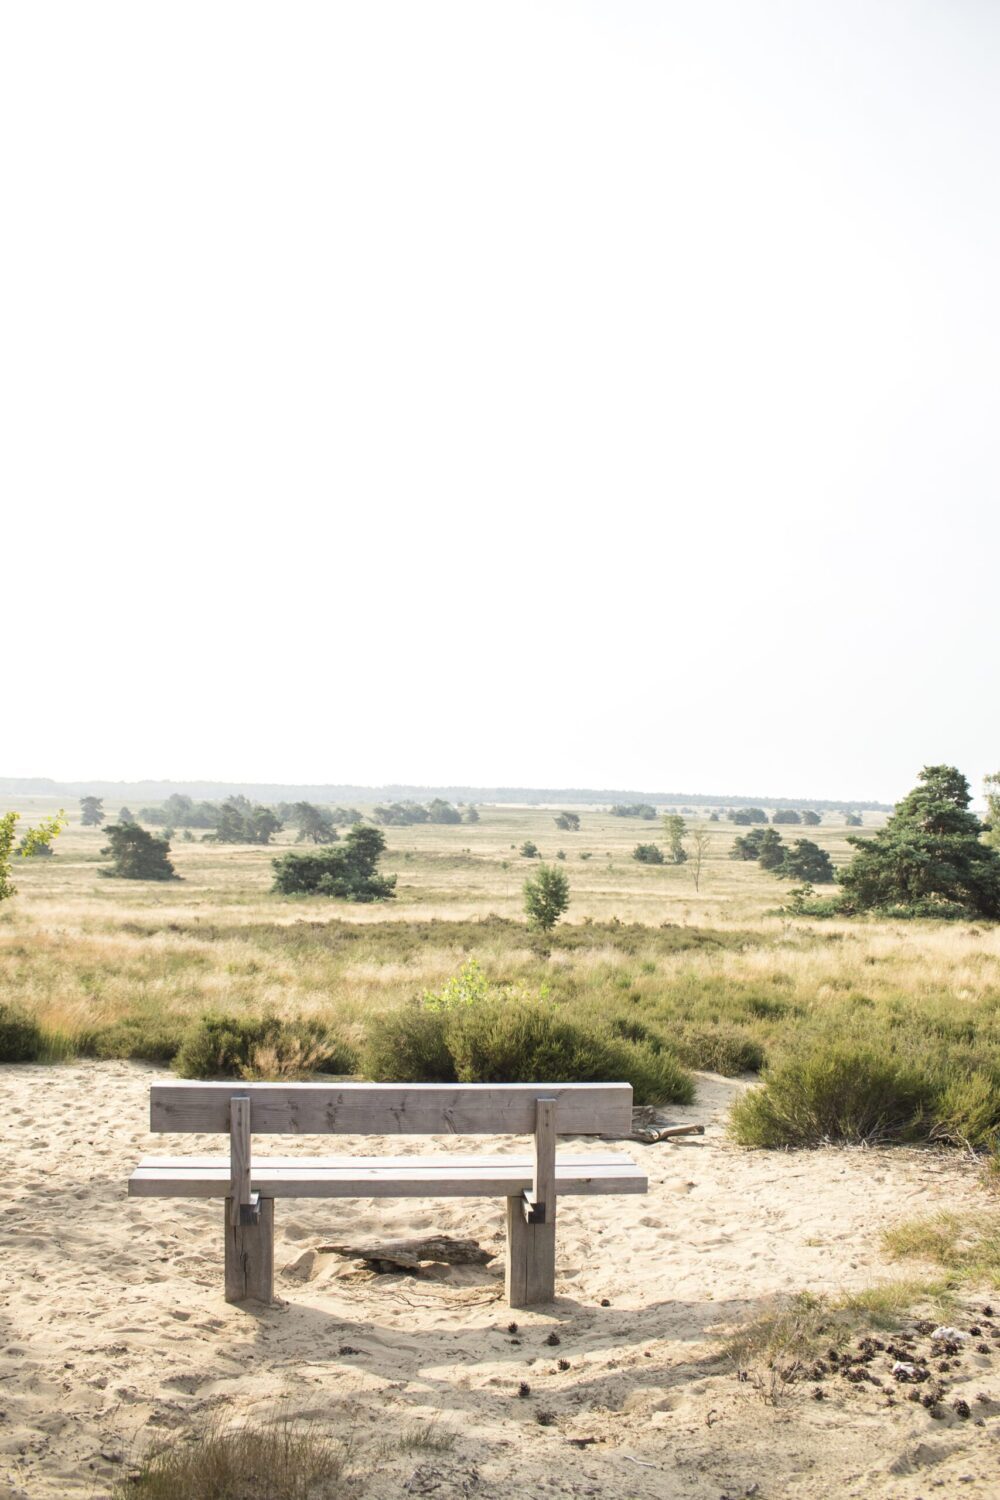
[363,1003,457,1083]
[729,1044,938,1147]
[463,805,480,823]
[632,843,665,865]
[730,807,768,825]
[801,810,821,826]
[781,838,835,884]
[174,1012,354,1079]
[838,765,1000,919]
[610,803,657,819]
[672,1024,766,1076]
[374,800,429,825]
[520,840,540,858]
[730,828,767,860]
[427,798,462,824]
[119,806,135,823]
[554,812,580,831]
[523,864,570,931]
[446,1000,693,1105]
[771,809,801,825]
[100,823,176,881]
[81,1015,187,1064]
[845,812,863,827]
[80,795,104,827]
[271,823,396,901]
[139,794,221,828]
[0,1003,44,1061]
[211,796,282,844]
[756,828,786,871]
[289,801,339,843]
[709,811,720,821]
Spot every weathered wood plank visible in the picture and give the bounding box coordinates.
[129,1159,648,1199]
[137,1151,630,1170]
[229,1096,252,1228]
[224,1195,274,1303]
[150,1081,633,1137]
[530,1096,557,1224]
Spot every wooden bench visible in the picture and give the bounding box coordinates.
[128,1080,647,1307]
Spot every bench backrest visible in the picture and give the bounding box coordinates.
[150,1081,633,1136]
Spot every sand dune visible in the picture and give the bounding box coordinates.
[1,1060,998,1498]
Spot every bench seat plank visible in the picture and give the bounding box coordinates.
[129,1154,648,1199]
[137,1151,630,1169]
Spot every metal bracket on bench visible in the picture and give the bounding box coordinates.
[521,1191,546,1225]
[239,1191,261,1227]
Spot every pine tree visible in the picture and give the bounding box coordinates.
[838,765,1000,917]
[101,823,176,880]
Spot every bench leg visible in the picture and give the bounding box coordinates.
[505,1195,556,1308]
[224,1196,274,1303]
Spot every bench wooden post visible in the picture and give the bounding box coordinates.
[224,1095,273,1302]
[224,1196,274,1302]
[505,1097,557,1307]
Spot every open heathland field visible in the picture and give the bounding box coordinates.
[2,800,1000,1498]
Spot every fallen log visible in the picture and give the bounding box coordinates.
[318,1236,495,1273]
[629,1123,706,1144]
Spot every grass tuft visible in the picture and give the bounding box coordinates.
[111,1417,349,1500]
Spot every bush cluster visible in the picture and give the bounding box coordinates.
[362,964,693,1106]
[730,1035,1000,1150]
[173,1013,356,1080]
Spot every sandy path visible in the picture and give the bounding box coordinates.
[1,1061,998,1499]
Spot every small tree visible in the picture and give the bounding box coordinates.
[1,810,65,899]
[520,840,540,858]
[119,806,135,823]
[80,796,104,827]
[101,823,176,880]
[772,809,802,825]
[213,796,282,844]
[554,812,580,831]
[427,798,462,824]
[290,801,338,844]
[271,823,396,901]
[730,828,767,861]
[463,806,480,824]
[844,812,863,828]
[756,828,786,871]
[688,823,711,891]
[18,808,66,858]
[523,863,570,931]
[801,810,821,826]
[662,813,687,862]
[781,838,835,884]
[633,843,665,865]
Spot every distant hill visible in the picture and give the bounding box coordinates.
[0,776,892,813]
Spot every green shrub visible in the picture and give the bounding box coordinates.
[0,1003,44,1062]
[446,999,693,1105]
[729,1044,936,1147]
[272,825,396,902]
[932,1070,1000,1150]
[672,1024,766,1076]
[362,1003,456,1083]
[80,1015,187,1064]
[632,843,665,865]
[174,1013,354,1080]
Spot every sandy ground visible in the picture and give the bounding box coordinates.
[1,1062,999,1500]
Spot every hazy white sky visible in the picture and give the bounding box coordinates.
[4,2,998,803]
